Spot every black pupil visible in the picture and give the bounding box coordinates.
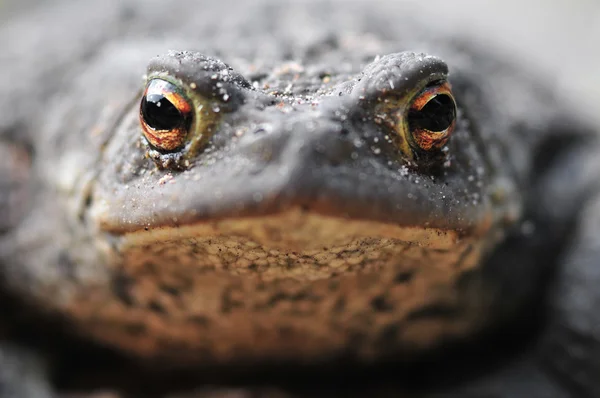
[141,93,183,130]
[409,94,456,132]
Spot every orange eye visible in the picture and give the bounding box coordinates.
[407,82,456,152]
[140,79,192,151]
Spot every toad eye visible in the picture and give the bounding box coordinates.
[140,79,192,151]
[406,82,456,153]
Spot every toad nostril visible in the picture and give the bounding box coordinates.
[307,129,357,167]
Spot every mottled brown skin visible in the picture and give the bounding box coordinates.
[1,1,600,397]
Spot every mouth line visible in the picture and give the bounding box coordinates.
[120,207,465,247]
[109,207,494,282]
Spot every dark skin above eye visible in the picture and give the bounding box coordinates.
[139,55,458,170]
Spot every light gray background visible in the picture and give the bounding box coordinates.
[2,0,597,121]
[411,0,600,123]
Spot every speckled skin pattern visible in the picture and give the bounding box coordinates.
[1,1,600,397]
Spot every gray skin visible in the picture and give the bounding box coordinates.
[1,0,600,397]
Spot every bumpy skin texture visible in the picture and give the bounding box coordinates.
[0,0,599,397]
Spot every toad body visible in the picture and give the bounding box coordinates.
[1,0,600,397]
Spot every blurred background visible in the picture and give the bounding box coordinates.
[415,0,600,122]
